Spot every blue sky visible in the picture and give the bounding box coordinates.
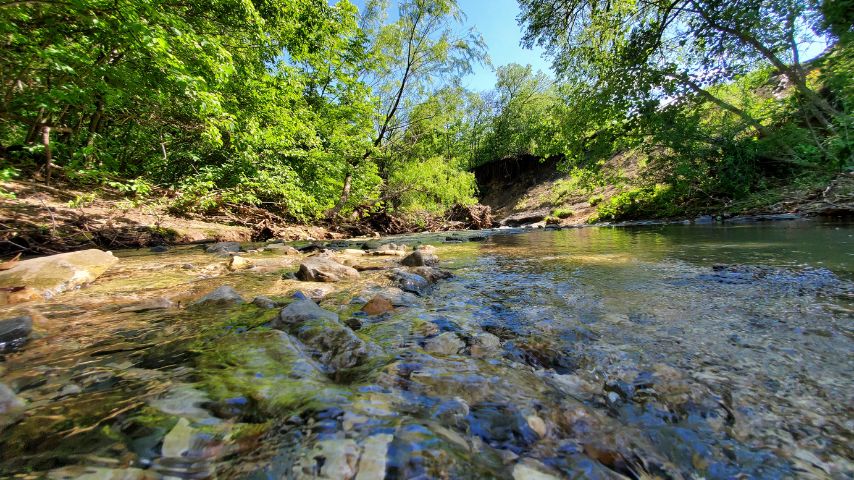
[350,0,553,92]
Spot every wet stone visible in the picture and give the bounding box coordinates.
[0,249,119,301]
[206,241,240,254]
[117,297,173,313]
[296,256,360,282]
[362,295,395,316]
[401,250,439,267]
[296,439,359,479]
[252,295,277,309]
[274,298,339,328]
[392,270,431,296]
[0,315,32,352]
[410,266,453,283]
[470,332,501,358]
[48,466,152,480]
[424,332,464,355]
[192,286,244,306]
[227,255,253,271]
[265,243,300,255]
[0,382,25,414]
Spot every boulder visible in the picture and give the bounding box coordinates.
[206,242,241,254]
[296,257,360,282]
[424,332,464,355]
[0,315,32,352]
[274,298,339,327]
[192,286,244,306]
[0,249,118,300]
[401,250,439,267]
[392,271,431,296]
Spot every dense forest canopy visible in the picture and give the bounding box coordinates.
[0,0,851,223]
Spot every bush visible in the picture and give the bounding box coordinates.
[551,208,574,218]
[386,157,478,214]
[590,185,680,222]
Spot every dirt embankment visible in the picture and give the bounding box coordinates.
[474,156,854,227]
[0,181,337,257]
[0,181,495,257]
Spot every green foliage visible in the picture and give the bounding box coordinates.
[67,193,98,208]
[551,208,574,219]
[387,156,477,213]
[0,167,18,198]
[591,185,681,223]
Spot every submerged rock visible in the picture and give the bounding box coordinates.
[363,287,419,307]
[424,332,465,355]
[274,299,339,327]
[206,241,241,254]
[512,461,562,480]
[265,243,300,255]
[296,256,360,282]
[470,332,501,358]
[401,250,439,267]
[392,271,431,296]
[0,249,118,301]
[252,295,277,309]
[48,466,152,480]
[355,434,393,480]
[273,299,374,371]
[410,266,452,283]
[0,382,24,414]
[296,439,359,479]
[0,315,32,352]
[117,297,174,313]
[293,318,373,371]
[192,286,244,306]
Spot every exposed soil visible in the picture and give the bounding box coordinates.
[0,180,339,257]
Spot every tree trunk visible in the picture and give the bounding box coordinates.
[42,126,52,186]
[327,172,353,218]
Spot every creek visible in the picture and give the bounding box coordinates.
[0,221,852,479]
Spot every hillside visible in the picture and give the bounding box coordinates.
[475,155,854,226]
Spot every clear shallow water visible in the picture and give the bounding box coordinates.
[0,221,852,479]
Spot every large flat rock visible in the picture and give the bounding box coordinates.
[0,249,118,301]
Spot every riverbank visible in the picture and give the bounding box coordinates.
[0,180,492,257]
[3,168,852,258]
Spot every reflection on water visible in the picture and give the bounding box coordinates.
[1,221,852,479]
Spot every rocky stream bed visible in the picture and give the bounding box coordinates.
[0,222,852,479]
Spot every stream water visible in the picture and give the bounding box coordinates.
[0,221,852,479]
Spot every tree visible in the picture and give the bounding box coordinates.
[517,0,844,142]
[327,0,486,217]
